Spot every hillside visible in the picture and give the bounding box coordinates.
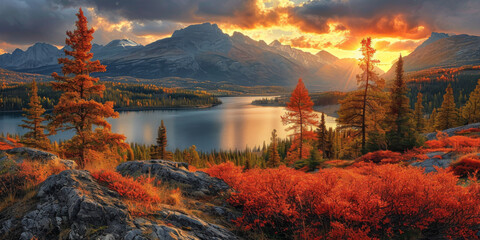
[0,23,380,91]
[384,32,480,80]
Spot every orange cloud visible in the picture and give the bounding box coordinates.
[374,40,421,52]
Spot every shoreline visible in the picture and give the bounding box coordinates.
[0,102,222,114]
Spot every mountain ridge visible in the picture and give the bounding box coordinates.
[0,23,379,91]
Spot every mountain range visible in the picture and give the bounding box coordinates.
[384,32,480,79]
[1,23,479,91]
[0,23,381,91]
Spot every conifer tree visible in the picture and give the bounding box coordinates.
[337,37,386,153]
[20,80,50,150]
[267,129,281,168]
[413,92,426,132]
[435,84,459,130]
[151,120,172,160]
[49,9,127,167]
[316,113,327,158]
[282,79,318,161]
[462,79,480,124]
[385,55,417,151]
[428,108,438,132]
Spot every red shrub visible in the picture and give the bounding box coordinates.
[355,150,402,164]
[91,170,161,203]
[425,136,480,149]
[456,128,480,135]
[451,154,480,177]
[205,162,480,239]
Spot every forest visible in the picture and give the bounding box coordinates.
[0,81,220,111]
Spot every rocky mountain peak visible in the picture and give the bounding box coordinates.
[104,39,141,48]
[415,32,450,50]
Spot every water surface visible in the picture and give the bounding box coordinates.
[0,96,337,151]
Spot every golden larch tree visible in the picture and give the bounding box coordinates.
[282,78,318,162]
[50,8,127,167]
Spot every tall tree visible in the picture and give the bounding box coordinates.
[462,79,480,124]
[267,129,281,168]
[49,8,127,167]
[435,84,459,130]
[151,120,172,160]
[316,113,327,158]
[428,108,438,132]
[281,79,318,161]
[413,92,426,132]
[337,37,386,153]
[19,80,50,150]
[385,55,417,151]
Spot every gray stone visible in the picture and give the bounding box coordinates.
[410,152,455,173]
[425,122,480,140]
[116,160,230,196]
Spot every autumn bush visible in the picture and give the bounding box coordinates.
[0,160,66,199]
[450,153,480,177]
[205,162,480,239]
[355,150,402,164]
[425,135,480,149]
[456,128,480,135]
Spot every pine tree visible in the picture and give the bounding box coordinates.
[385,55,417,151]
[428,108,438,132]
[435,84,459,130]
[413,92,426,132]
[49,9,127,167]
[462,79,480,124]
[151,120,172,160]
[19,80,50,150]
[337,37,386,153]
[281,79,318,161]
[316,113,327,158]
[267,129,281,168]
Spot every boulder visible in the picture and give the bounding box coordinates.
[116,160,230,196]
[410,151,455,173]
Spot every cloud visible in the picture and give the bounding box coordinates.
[287,0,480,40]
[374,40,420,52]
[0,0,77,45]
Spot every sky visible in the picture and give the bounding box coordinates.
[1,0,480,71]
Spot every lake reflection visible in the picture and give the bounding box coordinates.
[0,96,337,151]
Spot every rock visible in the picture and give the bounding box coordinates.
[425,123,480,140]
[21,170,133,239]
[159,210,238,240]
[410,151,455,173]
[116,160,230,196]
[1,147,77,169]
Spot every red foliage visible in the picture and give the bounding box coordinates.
[355,150,402,164]
[0,137,22,150]
[425,136,480,149]
[205,162,480,239]
[451,154,480,177]
[456,128,480,135]
[91,170,161,204]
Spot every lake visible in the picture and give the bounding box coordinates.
[0,96,337,151]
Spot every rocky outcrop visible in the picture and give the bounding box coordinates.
[116,160,230,197]
[1,147,77,169]
[1,166,240,240]
[410,151,456,173]
[425,123,480,140]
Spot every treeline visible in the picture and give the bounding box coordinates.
[407,71,480,114]
[0,81,220,111]
[252,91,347,106]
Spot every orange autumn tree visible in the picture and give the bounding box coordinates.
[50,8,127,167]
[282,79,318,162]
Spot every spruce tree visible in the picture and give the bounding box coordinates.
[316,113,327,158]
[462,79,480,124]
[50,9,127,167]
[385,55,417,151]
[152,120,172,160]
[267,129,281,168]
[435,84,459,130]
[413,92,426,132]
[19,80,50,150]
